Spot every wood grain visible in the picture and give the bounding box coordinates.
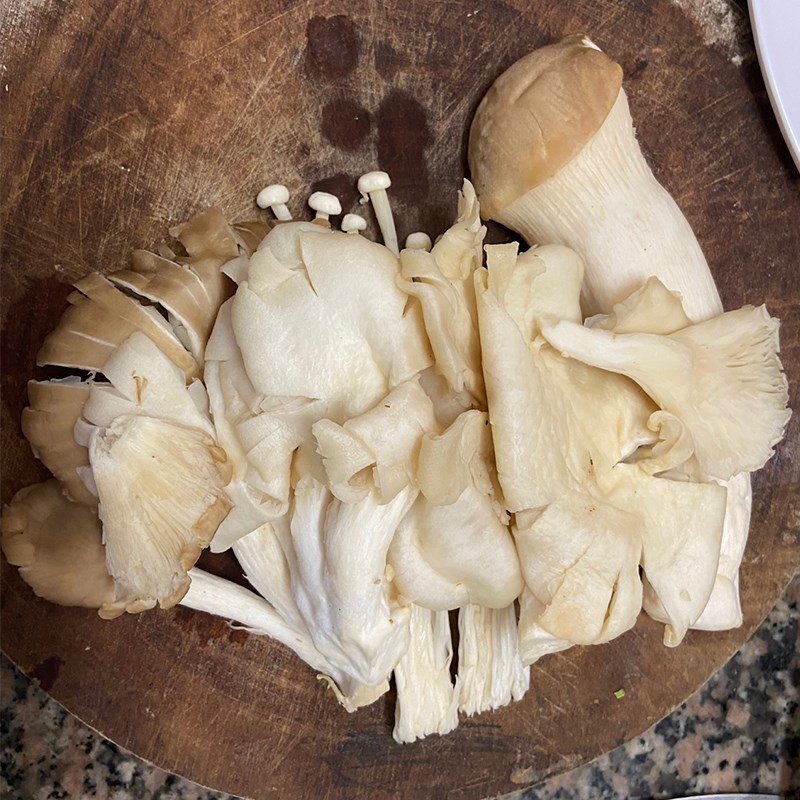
[1,1,798,798]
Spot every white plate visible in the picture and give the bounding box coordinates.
[749,0,800,172]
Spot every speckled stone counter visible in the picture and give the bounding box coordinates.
[1,573,797,800]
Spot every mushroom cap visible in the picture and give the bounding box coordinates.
[256,184,290,208]
[341,213,367,232]
[1,480,114,608]
[308,191,342,216]
[357,170,392,194]
[404,232,432,251]
[468,34,623,219]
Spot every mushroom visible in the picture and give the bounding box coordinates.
[397,181,486,406]
[341,213,367,235]
[90,414,232,618]
[404,232,432,251]
[468,35,721,321]
[541,303,790,479]
[468,38,777,635]
[256,184,292,221]
[0,481,334,670]
[308,191,342,226]
[357,171,399,255]
[75,332,232,618]
[313,379,437,504]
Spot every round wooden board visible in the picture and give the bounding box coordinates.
[1,1,798,798]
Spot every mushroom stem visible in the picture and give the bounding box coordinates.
[256,184,292,221]
[404,232,432,251]
[342,213,367,235]
[358,171,399,255]
[495,92,722,320]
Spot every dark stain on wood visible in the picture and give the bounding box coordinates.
[321,97,372,151]
[306,15,359,80]
[375,41,408,81]
[195,548,249,590]
[30,655,64,693]
[376,89,432,201]
[1,1,798,799]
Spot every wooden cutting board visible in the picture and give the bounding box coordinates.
[1,1,798,798]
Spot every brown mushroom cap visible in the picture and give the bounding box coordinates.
[468,35,623,219]
[1,480,114,608]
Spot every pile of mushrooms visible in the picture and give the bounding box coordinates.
[2,35,790,744]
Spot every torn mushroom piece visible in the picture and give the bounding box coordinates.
[283,476,415,705]
[76,333,231,617]
[203,301,312,550]
[313,379,437,504]
[90,415,231,618]
[586,277,692,335]
[598,464,727,646]
[233,522,393,711]
[231,222,432,420]
[388,410,523,611]
[397,180,486,407]
[474,243,655,512]
[111,252,214,362]
[514,495,643,663]
[457,603,529,715]
[37,272,198,380]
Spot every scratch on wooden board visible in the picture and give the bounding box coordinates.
[706,164,749,188]
[171,0,233,36]
[2,110,137,208]
[186,3,303,67]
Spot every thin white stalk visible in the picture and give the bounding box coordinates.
[457,603,529,715]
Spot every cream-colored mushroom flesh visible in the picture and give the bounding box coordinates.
[388,410,522,611]
[393,604,458,743]
[474,244,655,512]
[1,481,114,608]
[204,220,433,550]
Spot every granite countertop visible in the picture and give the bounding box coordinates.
[1,573,797,800]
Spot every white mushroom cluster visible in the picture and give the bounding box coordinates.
[1,35,791,746]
